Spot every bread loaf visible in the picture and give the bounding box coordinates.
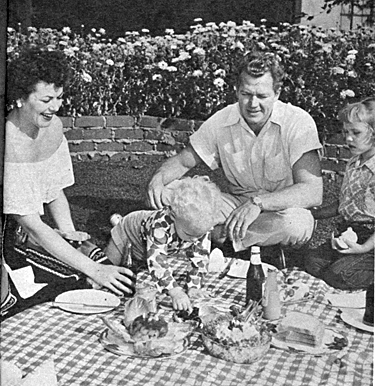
[278,312,325,347]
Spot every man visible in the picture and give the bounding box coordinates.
[147,52,323,254]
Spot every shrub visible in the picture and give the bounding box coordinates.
[7,21,375,140]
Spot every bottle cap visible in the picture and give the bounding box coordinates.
[251,246,261,254]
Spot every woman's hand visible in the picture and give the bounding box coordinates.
[89,265,136,296]
[169,287,192,312]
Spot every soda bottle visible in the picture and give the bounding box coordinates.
[262,270,281,320]
[246,246,265,304]
[122,242,137,297]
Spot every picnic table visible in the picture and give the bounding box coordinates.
[1,258,373,386]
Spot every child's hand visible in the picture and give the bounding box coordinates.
[337,239,364,254]
[169,287,192,312]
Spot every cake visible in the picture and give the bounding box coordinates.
[278,312,325,347]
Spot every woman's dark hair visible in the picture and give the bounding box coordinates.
[7,48,71,104]
[236,51,285,93]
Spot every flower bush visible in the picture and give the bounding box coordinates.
[7,20,375,139]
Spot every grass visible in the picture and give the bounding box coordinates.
[65,159,341,250]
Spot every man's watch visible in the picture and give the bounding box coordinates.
[251,196,264,211]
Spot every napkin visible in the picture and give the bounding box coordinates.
[325,291,366,309]
[226,259,275,278]
[4,264,48,299]
[0,360,57,386]
[20,360,57,386]
[208,248,227,273]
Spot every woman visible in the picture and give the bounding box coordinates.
[2,48,134,318]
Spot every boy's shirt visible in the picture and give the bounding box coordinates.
[141,207,211,292]
[339,154,375,224]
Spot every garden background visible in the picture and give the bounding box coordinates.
[3,17,375,251]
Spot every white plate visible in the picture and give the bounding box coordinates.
[54,289,120,314]
[341,308,373,333]
[227,260,276,278]
[272,328,348,355]
[99,329,190,359]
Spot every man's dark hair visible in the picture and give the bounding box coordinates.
[236,51,285,93]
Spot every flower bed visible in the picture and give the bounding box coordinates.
[7,20,375,139]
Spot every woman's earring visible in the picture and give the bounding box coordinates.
[16,100,22,108]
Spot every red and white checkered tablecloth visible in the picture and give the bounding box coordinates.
[1,260,373,386]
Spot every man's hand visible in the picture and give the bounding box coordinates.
[147,174,165,209]
[225,200,261,242]
[55,229,91,244]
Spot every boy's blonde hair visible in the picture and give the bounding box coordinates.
[338,97,375,132]
[169,175,222,233]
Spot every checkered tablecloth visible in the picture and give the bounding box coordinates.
[1,259,373,386]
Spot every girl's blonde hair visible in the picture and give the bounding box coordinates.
[169,175,222,232]
[338,97,375,131]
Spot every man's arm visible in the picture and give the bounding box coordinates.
[260,149,323,211]
[226,150,323,241]
[147,144,202,209]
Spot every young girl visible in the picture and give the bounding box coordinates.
[305,97,375,290]
[105,176,222,311]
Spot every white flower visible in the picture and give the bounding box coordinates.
[214,78,225,88]
[186,43,196,50]
[227,21,236,28]
[232,41,244,50]
[106,59,114,66]
[7,27,14,32]
[193,47,206,56]
[165,29,175,35]
[62,27,71,34]
[192,70,203,77]
[214,69,226,77]
[332,66,345,75]
[59,40,68,46]
[118,37,126,43]
[92,43,101,51]
[91,28,96,33]
[7,46,14,53]
[27,26,37,32]
[194,18,203,22]
[157,61,168,70]
[152,74,162,81]
[142,29,150,33]
[347,49,358,55]
[166,66,177,72]
[64,47,75,57]
[81,71,92,83]
[178,51,191,61]
[346,54,356,62]
[260,18,267,23]
[340,89,355,99]
[368,43,375,49]
[347,70,357,78]
[257,42,266,50]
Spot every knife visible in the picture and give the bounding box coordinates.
[218,258,235,279]
[51,301,117,308]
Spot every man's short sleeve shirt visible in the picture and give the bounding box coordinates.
[190,101,322,197]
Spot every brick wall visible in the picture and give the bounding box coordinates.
[61,115,348,177]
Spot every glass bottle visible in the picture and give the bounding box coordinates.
[262,270,281,320]
[246,246,265,304]
[122,241,137,297]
